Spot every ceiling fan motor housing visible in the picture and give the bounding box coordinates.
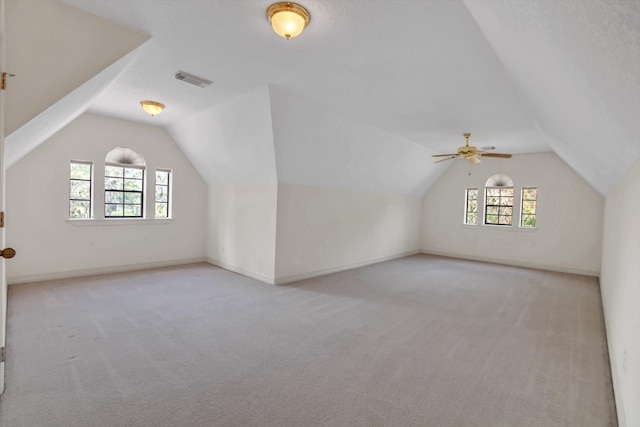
[432,133,512,164]
[458,146,477,157]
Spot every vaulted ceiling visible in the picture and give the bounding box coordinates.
[5,0,640,196]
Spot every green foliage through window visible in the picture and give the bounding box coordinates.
[465,188,478,225]
[70,153,174,221]
[521,187,537,228]
[155,170,171,218]
[485,187,513,226]
[69,161,92,219]
[105,164,144,218]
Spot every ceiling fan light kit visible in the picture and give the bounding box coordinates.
[432,133,512,164]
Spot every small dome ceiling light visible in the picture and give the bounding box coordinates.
[140,100,165,117]
[267,2,310,39]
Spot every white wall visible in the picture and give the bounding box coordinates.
[274,184,421,284]
[169,87,278,283]
[206,184,277,284]
[421,152,603,276]
[177,86,428,285]
[267,88,428,283]
[600,159,640,427]
[6,113,207,283]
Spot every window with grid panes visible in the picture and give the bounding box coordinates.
[155,170,171,218]
[104,164,144,217]
[465,188,478,224]
[485,187,513,225]
[521,187,537,228]
[69,161,92,219]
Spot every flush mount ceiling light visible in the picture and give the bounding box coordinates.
[267,2,310,39]
[140,100,165,117]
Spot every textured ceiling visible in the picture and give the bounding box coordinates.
[59,0,548,155]
[464,0,640,194]
[5,49,140,168]
[11,0,640,195]
[5,0,147,134]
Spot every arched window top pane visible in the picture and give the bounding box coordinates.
[105,147,145,166]
[485,174,513,187]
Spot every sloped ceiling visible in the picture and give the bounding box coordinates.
[5,49,141,168]
[464,0,640,195]
[10,0,639,196]
[168,86,278,186]
[4,0,148,167]
[268,87,443,196]
[5,0,148,134]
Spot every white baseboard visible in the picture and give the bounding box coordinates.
[604,320,626,427]
[274,250,421,285]
[7,257,207,285]
[421,250,600,277]
[205,258,275,285]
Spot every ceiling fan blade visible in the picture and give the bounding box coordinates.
[434,156,457,163]
[432,153,458,157]
[480,153,512,158]
[480,146,496,151]
[467,155,481,165]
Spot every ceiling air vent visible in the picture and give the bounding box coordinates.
[174,70,212,88]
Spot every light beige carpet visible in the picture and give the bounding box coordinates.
[0,255,616,426]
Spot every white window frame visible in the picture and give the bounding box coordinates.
[154,169,172,219]
[520,187,537,228]
[484,186,514,226]
[104,163,146,218]
[464,188,479,225]
[67,149,176,224]
[69,160,93,219]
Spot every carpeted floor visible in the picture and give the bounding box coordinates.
[0,255,617,426]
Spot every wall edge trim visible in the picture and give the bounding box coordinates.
[274,250,420,285]
[205,258,275,285]
[421,250,600,277]
[7,257,206,285]
[601,299,625,427]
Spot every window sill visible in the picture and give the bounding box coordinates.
[462,223,537,232]
[66,218,173,226]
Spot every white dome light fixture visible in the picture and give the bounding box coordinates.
[140,100,165,117]
[267,2,310,40]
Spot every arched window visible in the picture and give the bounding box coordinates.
[104,147,145,218]
[69,147,172,220]
[464,174,537,228]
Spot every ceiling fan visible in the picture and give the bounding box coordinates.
[432,133,512,164]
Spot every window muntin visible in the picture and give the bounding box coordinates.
[485,187,513,226]
[155,170,171,218]
[521,187,537,228]
[69,161,92,219]
[105,164,144,218]
[464,188,478,225]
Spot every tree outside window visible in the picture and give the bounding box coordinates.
[521,187,537,228]
[155,170,171,218]
[485,187,513,225]
[105,165,144,218]
[465,188,478,225]
[69,161,92,219]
